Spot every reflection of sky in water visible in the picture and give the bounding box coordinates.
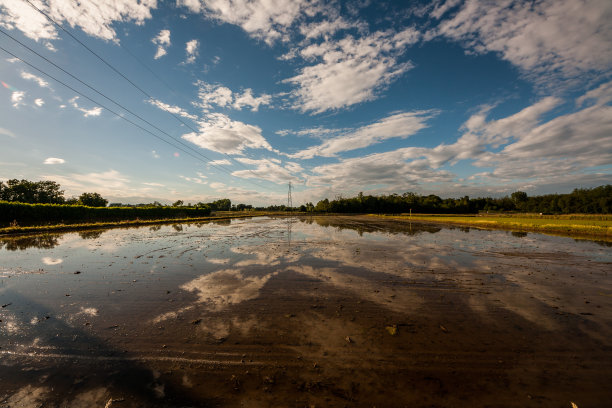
[1,216,611,339]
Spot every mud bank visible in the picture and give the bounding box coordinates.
[1,216,610,407]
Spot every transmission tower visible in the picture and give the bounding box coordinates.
[287,181,293,210]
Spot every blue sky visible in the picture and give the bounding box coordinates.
[0,0,610,206]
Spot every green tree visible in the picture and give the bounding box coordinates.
[172,200,184,207]
[79,192,108,207]
[511,191,528,211]
[0,179,65,204]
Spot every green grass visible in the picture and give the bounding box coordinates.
[372,213,612,239]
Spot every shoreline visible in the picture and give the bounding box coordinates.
[0,213,281,236]
[370,214,612,241]
[1,212,610,241]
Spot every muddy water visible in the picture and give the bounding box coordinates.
[0,216,610,407]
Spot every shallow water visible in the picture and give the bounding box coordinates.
[1,216,611,407]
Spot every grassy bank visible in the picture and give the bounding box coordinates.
[372,213,612,239]
[0,212,280,236]
[0,200,215,227]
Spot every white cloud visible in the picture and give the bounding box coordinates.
[231,157,303,184]
[284,28,419,113]
[0,0,157,42]
[290,110,437,159]
[20,71,49,88]
[432,0,612,87]
[232,88,271,111]
[476,103,612,180]
[182,112,275,154]
[195,81,271,112]
[11,91,25,108]
[178,0,324,45]
[184,39,199,64]
[34,98,45,107]
[151,150,160,159]
[307,82,611,194]
[148,98,198,120]
[69,97,102,117]
[43,157,65,164]
[152,29,171,59]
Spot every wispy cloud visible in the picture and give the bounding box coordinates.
[69,96,102,117]
[20,71,49,88]
[290,110,438,159]
[0,127,16,138]
[209,159,231,166]
[42,169,131,197]
[184,39,199,64]
[0,0,156,42]
[284,28,420,113]
[231,157,303,184]
[177,0,326,45]
[307,82,612,194]
[431,0,612,88]
[148,98,198,120]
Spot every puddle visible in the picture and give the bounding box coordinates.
[0,216,611,407]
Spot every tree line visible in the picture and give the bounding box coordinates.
[2,178,609,215]
[306,185,611,214]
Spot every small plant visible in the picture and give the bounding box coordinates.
[10,219,18,227]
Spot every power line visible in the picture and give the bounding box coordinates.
[21,0,270,183]
[0,28,235,177]
[0,45,244,180]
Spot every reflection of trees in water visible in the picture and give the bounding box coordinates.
[511,231,528,238]
[212,219,231,226]
[311,216,441,236]
[0,234,61,251]
[78,230,105,240]
[149,225,162,232]
[172,224,183,232]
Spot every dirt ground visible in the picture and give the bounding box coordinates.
[1,216,610,407]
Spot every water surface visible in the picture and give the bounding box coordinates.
[1,216,611,407]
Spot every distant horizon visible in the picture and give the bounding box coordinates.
[1,0,610,206]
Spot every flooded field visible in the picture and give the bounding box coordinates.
[1,215,611,407]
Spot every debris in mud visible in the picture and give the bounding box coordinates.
[345,336,353,343]
[74,271,81,274]
[385,325,398,336]
[1,303,11,308]
[191,319,202,325]
[439,324,448,333]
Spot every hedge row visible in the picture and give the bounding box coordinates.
[0,201,211,226]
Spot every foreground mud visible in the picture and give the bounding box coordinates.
[1,216,611,407]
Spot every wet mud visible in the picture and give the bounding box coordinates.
[1,216,611,407]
